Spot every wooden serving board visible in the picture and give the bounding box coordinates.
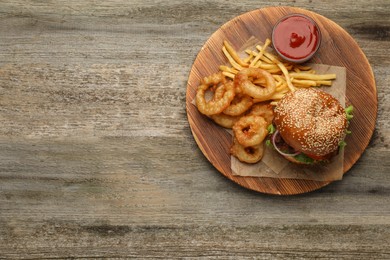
[186,6,377,195]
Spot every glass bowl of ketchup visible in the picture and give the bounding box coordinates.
[272,14,321,63]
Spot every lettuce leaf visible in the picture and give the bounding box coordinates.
[293,153,315,164]
[346,105,353,121]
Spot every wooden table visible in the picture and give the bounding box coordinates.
[1,0,389,258]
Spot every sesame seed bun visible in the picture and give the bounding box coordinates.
[274,88,347,158]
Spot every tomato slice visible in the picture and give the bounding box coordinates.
[305,151,336,161]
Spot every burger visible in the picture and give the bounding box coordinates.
[268,88,353,165]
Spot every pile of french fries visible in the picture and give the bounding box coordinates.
[219,39,336,105]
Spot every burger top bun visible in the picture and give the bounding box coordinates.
[273,88,348,157]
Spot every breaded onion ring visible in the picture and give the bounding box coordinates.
[223,94,253,116]
[212,82,227,101]
[196,73,235,116]
[230,137,264,164]
[234,68,276,101]
[247,103,274,125]
[232,115,268,147]
[210,113,240,129]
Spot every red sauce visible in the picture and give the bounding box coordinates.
[272,15,320,61]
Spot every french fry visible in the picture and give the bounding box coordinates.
[223,40,248,67]
[289,72,337,80]
[250,38,271,67]
[276,82,288,92]
[245,49,256,56]
[245,49,273,64]
[256,45,282,63]
[259,53,274,64]
[254,63,279,70]
[278,64,295,92]
[222,46,244,71]
[267,68,283,74]
[219,65,238,75]
[244,52,254,63]
[273,75,286,82]
[222,71,236,79]
[315,80,333,86]
[291,79,317,87]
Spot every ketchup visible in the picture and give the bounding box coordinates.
[272,14,320,62]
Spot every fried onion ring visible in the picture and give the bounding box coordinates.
[232,115,268,147]
[247,103,274,125]
[210,113,240,129]
[234,68,276,101]
[212,82,228,101]
[223,94,253,116]
[196,73,235,116]
[230,137,264,164]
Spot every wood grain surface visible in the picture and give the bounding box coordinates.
[186,6,377,195]
[1,0,389,258]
